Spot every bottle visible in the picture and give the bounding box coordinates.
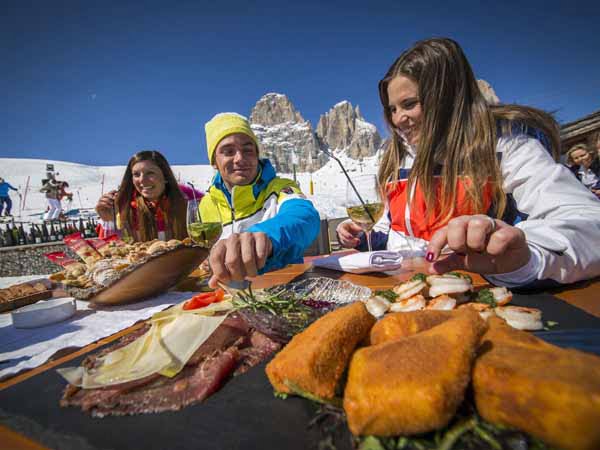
[49,222,57,242]
[5,224,15,247]
[33,224,42,244]
[41,222,50,242]
[86,219,96,238]
[56,221,64,241]
[90,218,98,237]
[17,223,26,245]
[10,221,20,245]
[82,218,90,238]
[27,226,34,244]
[0,225,7,247]
[78,218,86,236]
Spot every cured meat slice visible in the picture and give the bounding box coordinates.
[234,331,281,376]
[60,313,281,416]
[90,346,240,417]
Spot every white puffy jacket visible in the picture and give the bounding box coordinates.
[382,134,600,287]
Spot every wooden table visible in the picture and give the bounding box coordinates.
[1,259,599,449]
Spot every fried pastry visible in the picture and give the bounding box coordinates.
[473,317,600,450]
[266,301,375,400]
[344,308,486,436]
[369,309,455,345]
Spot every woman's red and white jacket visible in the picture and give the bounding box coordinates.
[367,133,600,287]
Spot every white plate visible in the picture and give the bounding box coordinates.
[11,297,76,329]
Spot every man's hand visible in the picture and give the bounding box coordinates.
[95,190,117,221]
[426,215,530,275]
[336,220,363,249]
[208,232,273,288]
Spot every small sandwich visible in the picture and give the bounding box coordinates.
[458,302,496,321]
[476,286,513,306]
[426,273,472,298]
[365,295,392,318]
[425,294,456,310]
[389,294,427,313]
[370,310,455,345]
[266,301,375,402]
[392,277,428,300]
[494,305,543,330]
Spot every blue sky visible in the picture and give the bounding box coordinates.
[2,0,599,166]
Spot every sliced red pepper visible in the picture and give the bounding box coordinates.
[213,288,225,301]
[182,288,226,310]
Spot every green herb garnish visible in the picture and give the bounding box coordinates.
[274,391,288,400]
[476,289,497,307]
[359,436,387,450]
[448,272,473,283]
[410,273,427,282]
[283,380,343,407]
[374,290,399,302]
[357,413,551,450]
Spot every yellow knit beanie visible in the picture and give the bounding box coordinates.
[205,113,259,164]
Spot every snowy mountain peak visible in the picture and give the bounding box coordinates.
[249,93,305,126]
[315,100,381,158]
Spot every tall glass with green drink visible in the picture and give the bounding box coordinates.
[345,174,384,252]
[186,199,222,248]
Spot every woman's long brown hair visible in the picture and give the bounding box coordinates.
[116,150,187,242]
[378,38,560,224]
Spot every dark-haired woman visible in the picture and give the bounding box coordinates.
[95,150,203,242]
[337,38,600,287]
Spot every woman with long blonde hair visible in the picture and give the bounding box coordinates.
[338,38,600,286]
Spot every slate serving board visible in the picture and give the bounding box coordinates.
[1,292,599,450]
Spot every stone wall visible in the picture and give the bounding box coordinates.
[0,243,74,277]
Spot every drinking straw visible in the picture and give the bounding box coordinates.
[187,182,198,204]
[320,147,375,223]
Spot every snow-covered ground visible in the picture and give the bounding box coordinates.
[0,153,381,223]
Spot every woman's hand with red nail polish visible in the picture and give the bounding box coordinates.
[426,215,530,275]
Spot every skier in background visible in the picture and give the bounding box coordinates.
[58,181,74,217]
[0,176,18,217]
[40,172,62,220]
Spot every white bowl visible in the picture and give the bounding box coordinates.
[11,297,77,329]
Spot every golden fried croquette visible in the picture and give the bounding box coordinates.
[369,310,455,345]
[344,308,486,436]
[266,301,375,400]
[473,317,600,450]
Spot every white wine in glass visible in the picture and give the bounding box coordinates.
[345,175,384,252]
[186,199,223,248]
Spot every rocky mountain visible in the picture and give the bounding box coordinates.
[316,101,381,159]
[248,93,381,173]
[249,93,324,173]
[249,93,305,125]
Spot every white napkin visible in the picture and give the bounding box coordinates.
[386,232,429,257]
[0,291,194,380]
[313,251,404,274]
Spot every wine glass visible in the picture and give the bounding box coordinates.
[186,199,223,248]
[345,174,384,252]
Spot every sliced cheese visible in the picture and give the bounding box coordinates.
[58,313,228,388]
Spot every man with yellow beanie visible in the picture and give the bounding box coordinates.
[201,112,320,288]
